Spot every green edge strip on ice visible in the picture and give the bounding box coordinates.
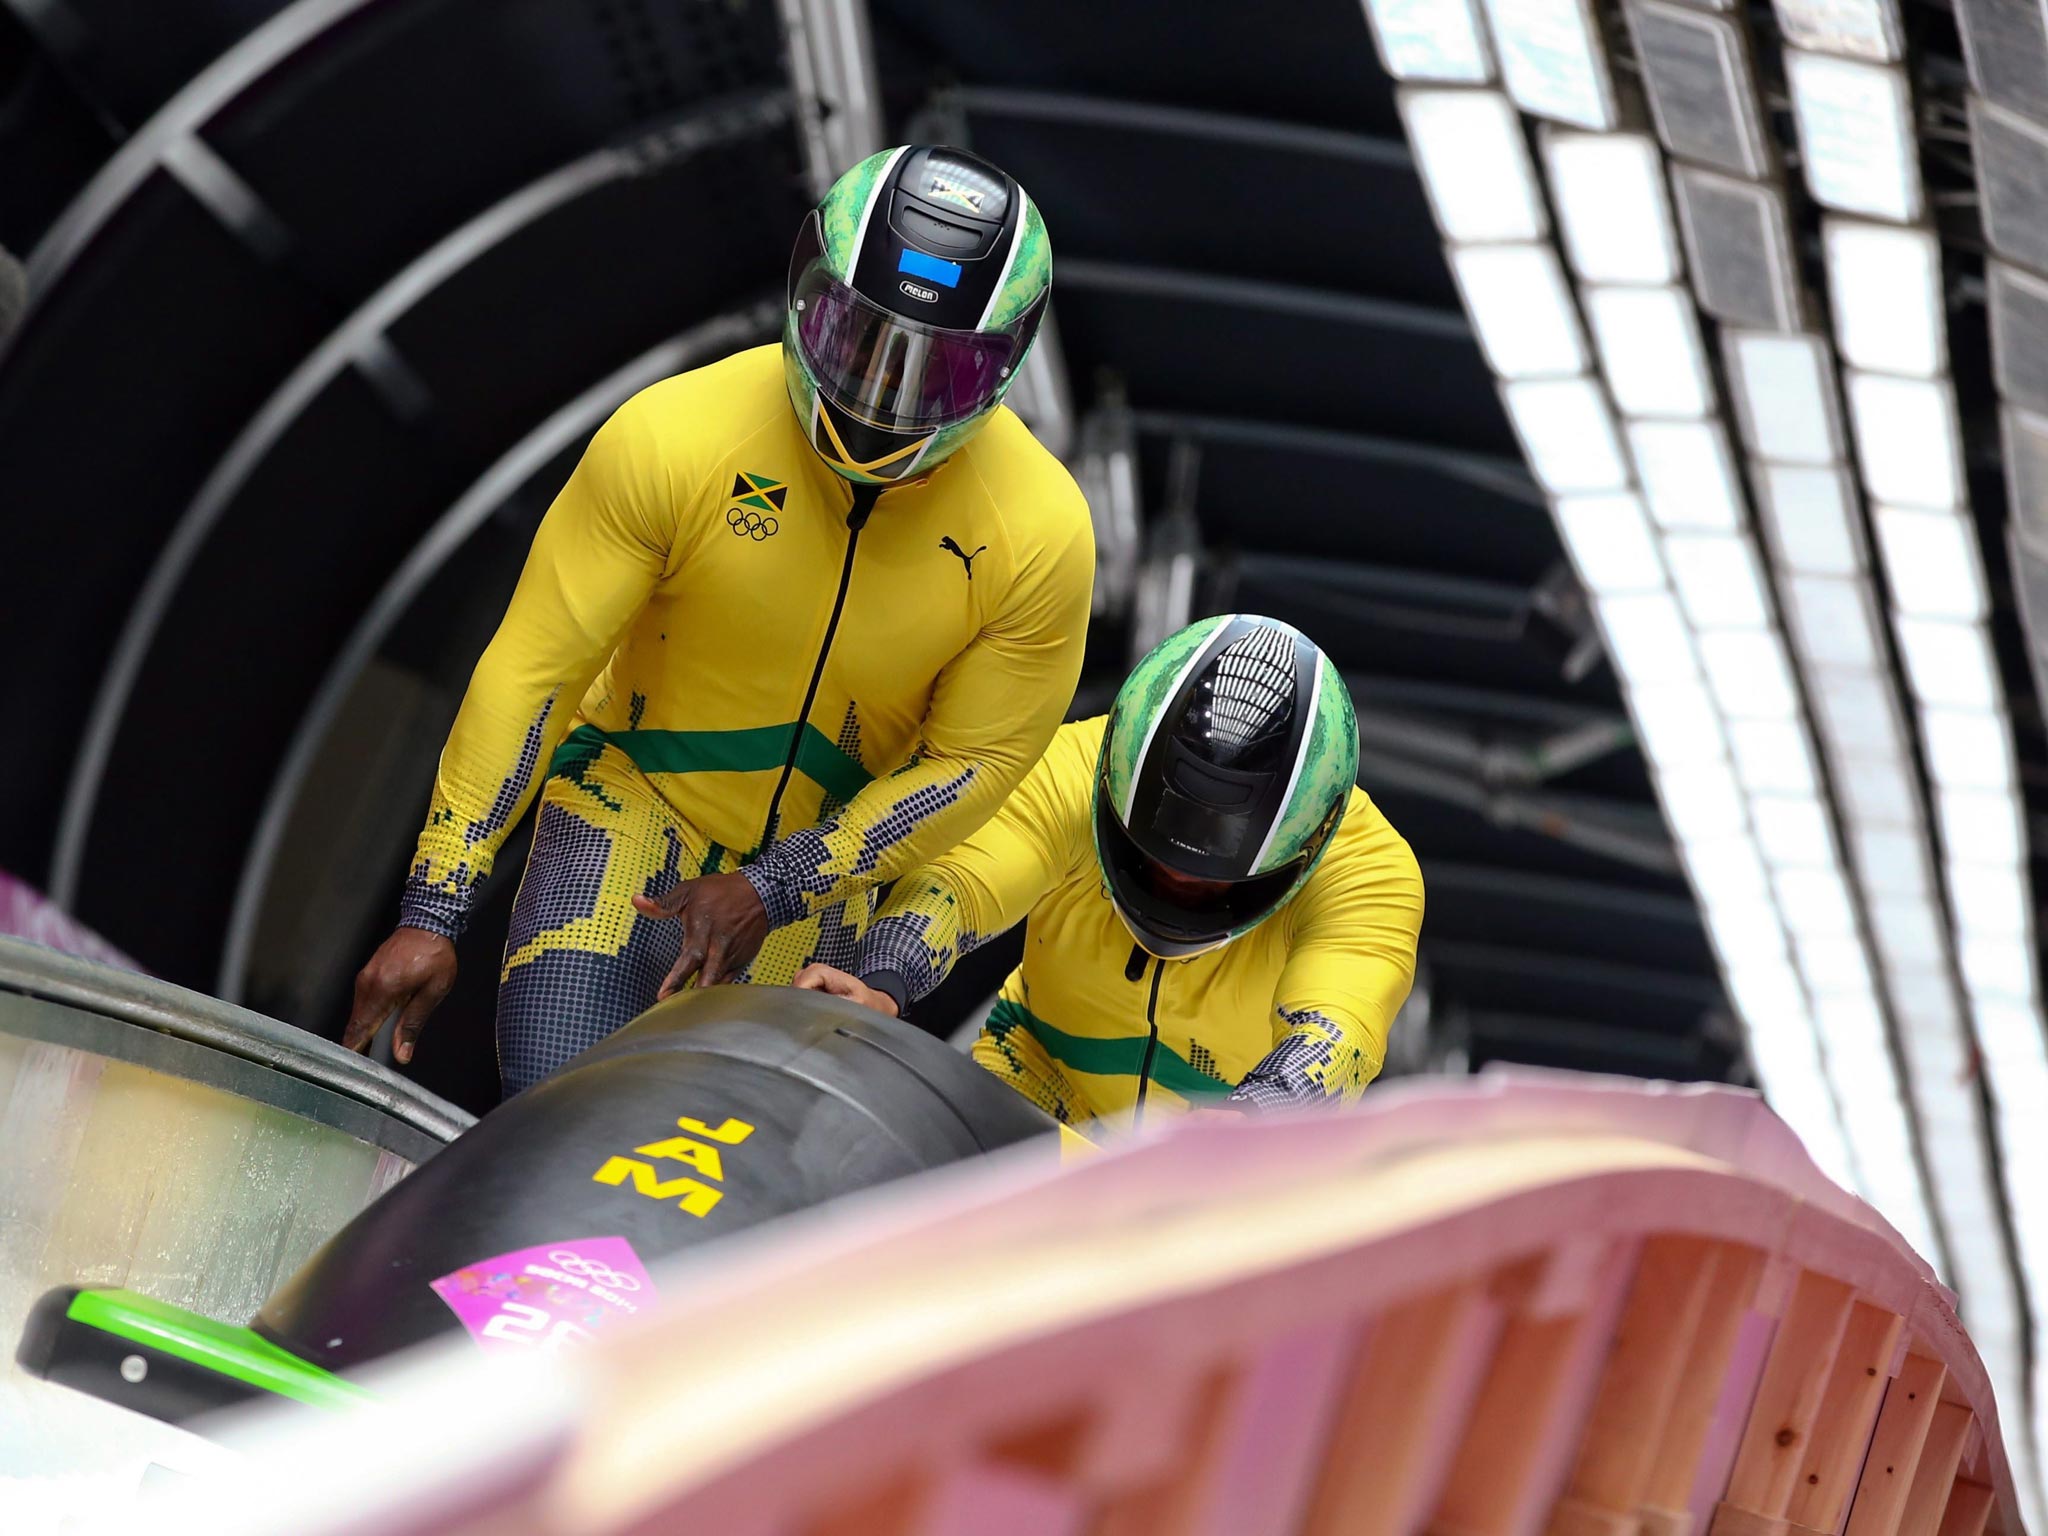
[66,1289,370,1410]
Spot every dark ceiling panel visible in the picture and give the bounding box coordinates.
[75,367,435,973]
[1422,863,1713,975]
[961,99,1451,307]
[871,0,1401,135]
[24,0,288,128]
[204,0,786,304]
[1373,783,1686,894]
[1054,265,1511,451]
[0,172,332,878]
[1232,563,1605,707]
[1429,939,1721,1029]
[0,13,121,250]
[1132,421,1556,584]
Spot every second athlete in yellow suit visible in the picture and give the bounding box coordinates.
[346,146,1093,1093]
[799,616,1425,1126]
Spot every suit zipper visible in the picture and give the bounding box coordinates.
[1134,950,1165,1127]
[757,483,881,852]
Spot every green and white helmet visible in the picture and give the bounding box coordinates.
[1094,615,1358,960]
[784,145,1052,484]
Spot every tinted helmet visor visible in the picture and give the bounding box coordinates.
[788,213,1038,433]
[1095,779,1309,959]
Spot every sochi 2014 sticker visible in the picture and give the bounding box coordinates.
[429,1236,656,1354]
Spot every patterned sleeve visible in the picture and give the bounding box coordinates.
[399,393,677,938]
[851,719,1097,1006]
[741,493,1094,930]
[1229,807,1425,1110]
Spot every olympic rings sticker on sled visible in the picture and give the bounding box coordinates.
[429,1236,658,1354]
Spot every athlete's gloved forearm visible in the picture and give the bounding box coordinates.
[836,717,1096,1011]
[848,875,980,1009]
[1228,817,1423,1109]
[737,752,988,929]
[1228,1009,1357,1111]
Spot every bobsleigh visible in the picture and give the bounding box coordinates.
[17,985,1054,1424]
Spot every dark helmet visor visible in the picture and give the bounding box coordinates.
[1094,779,1309,959]
[787,212,1037,432]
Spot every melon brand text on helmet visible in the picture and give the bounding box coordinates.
[783,145,1052,485]
[1094,615,1360,960]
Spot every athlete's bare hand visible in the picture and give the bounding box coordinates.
[792,963,900,1018]
[635,872,770,996]
[346,927,457,1064]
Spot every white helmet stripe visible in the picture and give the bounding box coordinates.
[847,146,910,274]
[1250,652,1323,875]
[974,193,1027,333]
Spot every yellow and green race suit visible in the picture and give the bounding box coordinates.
[856,718,1426,1126]
[396,343,1094,1090]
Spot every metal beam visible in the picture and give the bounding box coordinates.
[774,0,883,198]
[48,95,792,907]
[1460,1010,1715,1072]
[19,0,374,300]
[1343,673,1625,730]
[1421,859,1702,927]
[1362,708,1611,790]
[1056,257,1473,341]
[1127,408,1543,508]
[945,84,1416,172]
[1424,940,1724,1007]
[1358,748,1680,876]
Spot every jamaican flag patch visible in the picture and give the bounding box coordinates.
[730,472,788,512]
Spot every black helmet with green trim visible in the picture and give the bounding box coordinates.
[1094,615,1358,960]
[783,145,1051,485]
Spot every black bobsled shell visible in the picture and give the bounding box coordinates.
[255,986,1052,1371]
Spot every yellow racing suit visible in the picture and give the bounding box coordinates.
[855,718,1425,1126]
[396,343,1094,1091]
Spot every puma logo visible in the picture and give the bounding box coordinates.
[940,536,987,580]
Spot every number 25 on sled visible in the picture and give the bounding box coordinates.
[591,1114,755,1217]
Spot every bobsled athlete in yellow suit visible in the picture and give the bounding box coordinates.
[798,616,1424,1126]
[345,145,1092,1095]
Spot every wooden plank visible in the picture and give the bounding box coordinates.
[1089,1366,1237,1536]
[1303,1283,1502,1536]
[1193,1316,1359,1536]
[915,1464,1085,1536]
[1431,1311,1589,1536]
[1567,1236,1720,1514]
[1707,1504,1790,1536]
[1934,1482,1993,1536]
[1075,1358,1210,1493]
[986,1409,1094,1480]
[1638,1510,1694,1536]
[1432,1243,1633,1536]
[1896,1404,1972,1536]
[803,1469,929,1536]
[1844,1355,1948,1536]
[1551,1496,1643,1536]
[1724,1272,1857,1516]
[1644,1245,1765,1517]
[1785,1302,1907,1530]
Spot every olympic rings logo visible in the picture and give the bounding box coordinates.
[727,506,778,540]
[546,1249,642,1292]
